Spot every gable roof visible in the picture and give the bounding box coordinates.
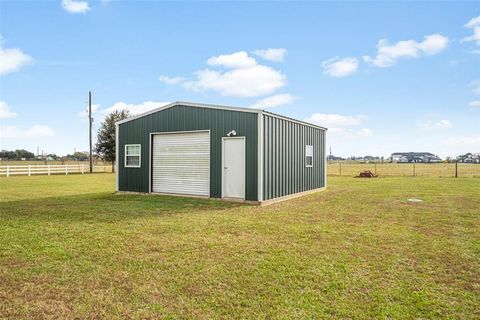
[116,101,327,130]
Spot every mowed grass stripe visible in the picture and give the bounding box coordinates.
[0,174,479,319]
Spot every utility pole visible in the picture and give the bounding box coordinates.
[88,91,93,174]
[329,146,332,165]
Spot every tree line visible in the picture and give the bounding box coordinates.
[0,149,36,160]
[0,149,90,161]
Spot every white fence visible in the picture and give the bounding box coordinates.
[0,164,107,177]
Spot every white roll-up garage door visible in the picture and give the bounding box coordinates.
[152,131,210,196]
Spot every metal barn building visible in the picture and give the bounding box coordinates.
[116,102,327,204]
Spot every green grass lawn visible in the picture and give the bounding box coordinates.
[1,174,479,319]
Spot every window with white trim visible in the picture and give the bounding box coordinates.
[125,144,141,168]
[305,145,313,167]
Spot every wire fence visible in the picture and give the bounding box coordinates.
[1,161,478,178]
[327,163,480,177]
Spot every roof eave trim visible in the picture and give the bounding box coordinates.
[116,101,263,125]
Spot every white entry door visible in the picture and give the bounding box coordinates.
[152,131,210,196]
[222,137,245,199]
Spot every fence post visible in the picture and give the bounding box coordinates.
[48,165,51,176]
[339,163,342,176]
[65,165,68,175]
[6,165,9,177]
[375,163,377,175]
[81,165,84,174]
[413,162,416,177]
[455,161,458,178]
[28,165,31,176]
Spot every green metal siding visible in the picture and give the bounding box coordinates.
[118,105,258,201]
[263,114,326,201]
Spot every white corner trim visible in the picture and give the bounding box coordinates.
[258,112,264,202]
[115,123,119,191]
[148,134,152,193]
[324,132,327,188]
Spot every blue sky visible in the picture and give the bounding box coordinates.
[0,0,479,157]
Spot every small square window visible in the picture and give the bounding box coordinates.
[125,144,141,168]
[305,145,313,167]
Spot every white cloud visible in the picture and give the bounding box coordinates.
[470,80,480,95]
[357,128,373,137]
[305,113,366,128]
[0,36,33,75]
[103,101,170,116]
[77,104,100,117]
[162,51,287,98]
[363,34,448,68]
[417,34,450,55]
[251,93,295,109]
[207,51,257,69]
[183,64,286,98]
[0,101,18,119]
[253,48,287,62]
[465,15,480,29]
[469,100,480,108]
[444,135,480,146]
[61,0,90,14]
[435,119,452,128]
[328,127,374,138]
[322,57,358,78]
[305,113,372,139]
[462,15,480,45]
[158,75,187,85]
[0,125,54,139]
[420,119,453,131]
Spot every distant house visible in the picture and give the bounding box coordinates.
[390,152,442,163]
[457,153,480,163]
